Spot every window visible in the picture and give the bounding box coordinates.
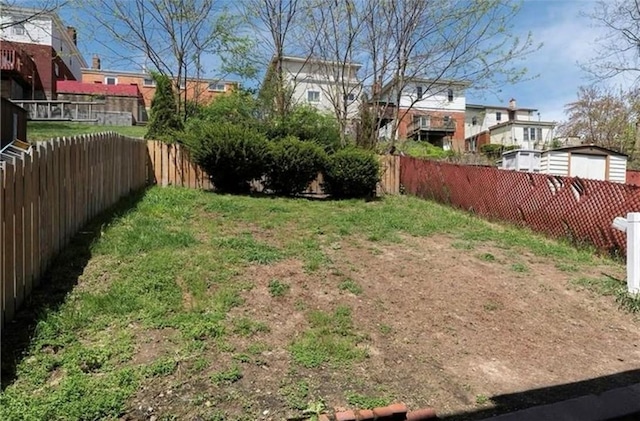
[537,127,542,141]
[208,82,226,92]
[105,76,117,85]
[143,78,156,87]
[12,23,25,36]
[447,88,454,102]
[179,80,186,89]
[343,93,356,102]
[471,116,477,126]
[416,86,423,100]
[496,111,502,121]
[307,90,320,102]
[523,128,529,142]
[530,127,536,141]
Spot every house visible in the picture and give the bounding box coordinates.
[0,5,86,100]
[376,78,469,151]
[465,99,556,152]
[81,56,238,120]
[264,56,362,126]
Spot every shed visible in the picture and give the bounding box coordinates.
[1,97,27,149]
[501,149,541,172]
[540,145,627,183]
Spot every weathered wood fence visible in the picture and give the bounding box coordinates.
[145,141,401,195]
[1,133,148,328]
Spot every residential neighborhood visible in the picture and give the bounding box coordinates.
[3,2,640,421]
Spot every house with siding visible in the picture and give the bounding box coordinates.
[465,99,556,152]
[377,78,469,151]
[0,5,86,100]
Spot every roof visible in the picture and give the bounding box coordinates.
[490,119,556,130]
[80,67,240,84]
[546,144,628,157]
[467,103,538,112]
[279,55,362,69]
[57,80,141,97]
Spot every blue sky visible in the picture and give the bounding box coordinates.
[56,0,628,123]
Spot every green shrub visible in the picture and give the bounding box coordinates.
[480,143,519,159]
[184,121,269,193]
[267,105,341,153]
[265,136,327,196]
[146,72,183,142]
[323,148,380,199]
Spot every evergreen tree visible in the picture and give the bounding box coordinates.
[146,73,183,141]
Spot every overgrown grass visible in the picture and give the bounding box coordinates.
[27,121,147,141]
[0,186,617,419]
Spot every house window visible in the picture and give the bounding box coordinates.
[530,127,536,141]
[416,86,423,100]
[471,116,477,126]
[143,78,156,87]
[523,128,529,141]
[179,80,186,89]
[208,82,226,92]
[343,93,355,102]
[447,88,454,102]
[537,128,542,141]
[496,111,502,121]
[12,23,25,35]
[307,90,320,102]
[105,76,117,85]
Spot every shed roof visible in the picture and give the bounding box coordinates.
[546,144,628,157]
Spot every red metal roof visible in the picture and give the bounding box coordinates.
[56,80,141,97]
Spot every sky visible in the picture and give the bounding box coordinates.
[51,0,634,124]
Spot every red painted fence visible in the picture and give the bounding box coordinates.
[400,156,640,254]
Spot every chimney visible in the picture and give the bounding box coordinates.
[509,98,516,109]
[92,54,101,70]
[66,26,77,46]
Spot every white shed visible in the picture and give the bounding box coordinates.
[501,149,541,172]
[540,145,627,183]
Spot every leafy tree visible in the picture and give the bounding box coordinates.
[195,89,265,131]
[558,85,640,159]
[267,105,342,153]
[146,73,183,141]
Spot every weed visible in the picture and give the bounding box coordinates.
[280,380,310,410]
[478,253,496,262]
[378,324,392,335]
[555,262,578,272]
[483,301,501,312]
[145,357,178,377]
[303,399,326,421]
[345,392,392,409]
[475,395,490,405]
[232,317,270,337]
[211,365,243,385]
[268,279,290,297]
[452,241,474,250]
[511,262,528,273]
[339,278,363,295]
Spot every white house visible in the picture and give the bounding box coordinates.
[0,6,85,80]
[465,99,556,152]
[273,55,362,121]
[377,77,468,150]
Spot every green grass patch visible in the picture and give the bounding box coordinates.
[345,392,392,409]
[290,306,367,368]
[232,317,270,337]
[280,380,310,410]
[27,121,147,141]
[268,279,290,297]
[338,278,363,295]
[211,365,243,385]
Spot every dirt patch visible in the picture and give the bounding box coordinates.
[123,234,640,420]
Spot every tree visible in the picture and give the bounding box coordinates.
[83,0,254,120]
[559,85,640,159]
[146,73,183,141]
[584,0,640,81]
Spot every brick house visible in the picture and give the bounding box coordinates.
[377,78,469,151]
[0,5,86,100]
[82,56,239,118]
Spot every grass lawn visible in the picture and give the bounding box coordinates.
[1,187,638,420]
[27,121,147,141]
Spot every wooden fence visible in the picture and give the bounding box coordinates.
[146,141,401,195]
[1,133,148,328]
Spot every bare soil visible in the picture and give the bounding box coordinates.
[123,234,640,420]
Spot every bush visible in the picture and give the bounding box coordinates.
[264,136,327,196]
[480,143,519,159]
[146,72,183,142]
[323,148,380,199]
[184,121,269,193]
[267,105,341,153]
